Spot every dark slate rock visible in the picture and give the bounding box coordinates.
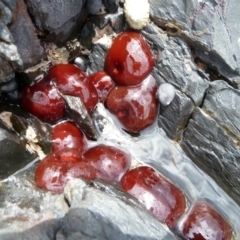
[87,43,108,74]
[106,8,124,33]
[180,107,240,205]
[9,0,44,70]
[149,0,240,87]
[79,20,96,49]
[79,9,124,49]
[0,58,14,83]
[25,0,87,45]
[62,94,98,140]
[142,24,209,106]
[87,0,102,15]
[0,78,17,93]
[158,89,195,140]
[202,80,240,142]
[0,123,37,180]
[0,104,52,161]
[102,0,119,13]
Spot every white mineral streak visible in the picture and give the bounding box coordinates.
[124,0,150,30]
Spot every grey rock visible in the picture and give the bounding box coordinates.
[180,107,240,205]
[0,0,22,83]
[1,219,61,240]
[158,89,195,140]
[59,179,177,240]
[9,0,44,70]
[0,78,17,93]
[0,164,68,238]
[79,20,96,49]
[87,43,108,74]
[62,94,98,140]
[0,105,52,158]
[87,0,102,15]
[79,9,124,49]
[142,24,209,106]
[0,123,37,180]
[149,0,240,87]
[202,80,240,142]
[103,0,119,13]
[25,0,87,45]
[0,58,15,83]
[107,8,124,33]
[141,24,208,139]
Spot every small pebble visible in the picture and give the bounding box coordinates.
[157,83,176,106]
[74,57,87,72]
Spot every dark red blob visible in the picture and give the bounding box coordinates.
[21,78,65,124]
[52,121,87,153]
[105,75,158,133]
[48,64,98,112]
[89,71,115,102]
[35,148,96,193]
[83,145,131,182]
[181,201,232,240]
[121,166,186,228]
[105,31,154,86]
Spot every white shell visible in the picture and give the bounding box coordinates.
[157,83,176,106]
[124,0,150,30]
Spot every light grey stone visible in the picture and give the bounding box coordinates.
[180,107,240,205]
[149,0,240,87]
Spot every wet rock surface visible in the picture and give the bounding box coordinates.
[58,179,176,240]
[0,163,67,238]
[0,172,176,240]
[181,81,240,205]
[149,0,240,87]
[1,0,240,239]
[0,123,36,180]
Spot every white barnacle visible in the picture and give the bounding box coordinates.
[124,0,150,30]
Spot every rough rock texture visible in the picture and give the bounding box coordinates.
[58,179,177,240]
[149,0,240,87]
[87,43,108,74]
[202,80,240,142]
[0,124,36,180]
[0,164,68,238]
[0,174,177,240]
[0,104,52,179]
[0,0,21,83]
[142,25,209,106]
[141,24,209,138]
[181,105,240,205]
[9,0,44,70]
[180,80,240,205]
[102,0,119,13]
[25,0,87,45]
[158,90,195,140]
